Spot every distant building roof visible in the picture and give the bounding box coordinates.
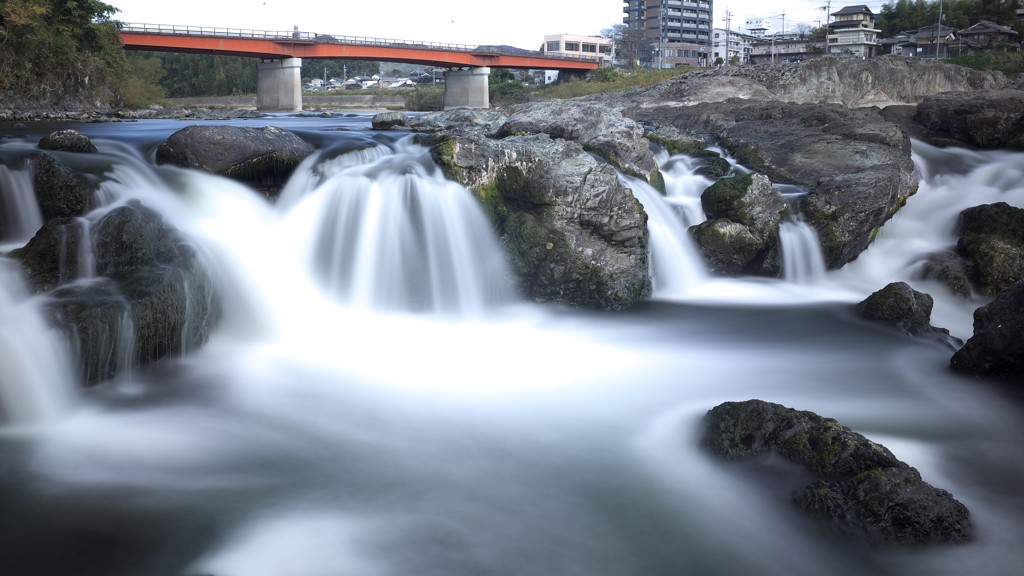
[961,20,1019,36]
[832,5,875,16]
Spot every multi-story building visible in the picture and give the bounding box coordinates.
[543,34,616,66]
[828,5,881,58]
[623,0,713,67]
[711,28,754,63]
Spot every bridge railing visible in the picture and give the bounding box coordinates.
[118,23,600,63]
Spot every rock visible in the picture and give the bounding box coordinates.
[957,203,1024,296]
[914,90,1024,150]
[28,152,98,221]
[371,111,408,130]
[688,173,787,276]
[156,125,314,191]
[12,199,218,384]
[950,281,1024,381]
[7,217,84,293]
[12,122,26,128]
[856,282,962,347]
[702,400,971,546]
[627,99,917,269]
[408,99,656,174]
[38,129,98,153]
[415,131,651,311]
[920,251,972,299]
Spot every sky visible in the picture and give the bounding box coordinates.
[109,0,896,49]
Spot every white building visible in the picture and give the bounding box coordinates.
[543,34,615,66]
[744,18,771,38]
[828,5,881,58]
[712,28,753,63]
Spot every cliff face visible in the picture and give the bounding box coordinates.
[599,55,1009,109]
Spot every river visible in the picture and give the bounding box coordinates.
[0,114,1022,576]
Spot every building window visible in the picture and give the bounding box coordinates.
[582,43,597,53]
[565,42,580,51]
[714,33,719,38]
[547,42,560,51]
[601,45,612,54]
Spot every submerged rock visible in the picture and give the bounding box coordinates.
[702,400,971,546]
[950,281,1024,382]
[38,129,98,153]
[689,173,787,276]
[920,251,972,299]
[28,152,98,221]
[156,125,314,193]
[7,216,83,293]
[856,282,962,347]
[957,202,1024,296]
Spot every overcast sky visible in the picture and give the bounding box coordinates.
[110,0,895,49]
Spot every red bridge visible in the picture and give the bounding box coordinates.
[120,23,600,111]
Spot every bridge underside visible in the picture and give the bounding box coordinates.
[121,33,598,112]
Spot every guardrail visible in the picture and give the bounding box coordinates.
[119,22,600,63]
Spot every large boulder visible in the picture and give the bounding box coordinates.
[950,282,1024,381]
[38,129,98,153]
[371,111,408,130]
[703,400,971,546]
[956,202,1024,296]
[688,173,787,276]
[28,152,98,221]
[914,90,1024,150]
[627,99,917,269]
[10,200,218,384]
[156,125,314,193]
[415,130,650,311]
[856,282,961,347]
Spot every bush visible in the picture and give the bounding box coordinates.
[589,66,620,83]
[944,53,1023,80]
[404,86,444,111]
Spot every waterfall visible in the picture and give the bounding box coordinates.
[0,260,75,426]
[0,164,43,247]
[779,218,827,285]
[280,138,513,316]
[621,174,708,296]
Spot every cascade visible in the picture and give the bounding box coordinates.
[779,217,828,285]
[0,164,43,247]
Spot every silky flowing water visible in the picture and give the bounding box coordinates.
[1,116,1023,576]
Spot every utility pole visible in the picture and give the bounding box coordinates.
[659,0,666,69]
[936,0,944,60]
[820,1,832,55]
[723,8,733,65]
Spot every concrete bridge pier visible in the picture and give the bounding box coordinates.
[443,67,490,110]
[257,58,302,112]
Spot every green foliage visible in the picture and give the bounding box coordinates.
[404,86,444,111]
[0,0,128,102]
[729,55,740,65]
[944,52,1023,78]
[134,52,256,97]
[878,0,1024,38]
[588,66,619,82]
[714,56,724,65]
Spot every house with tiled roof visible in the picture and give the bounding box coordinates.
[828,5,882,58]
[958,20,1020,51]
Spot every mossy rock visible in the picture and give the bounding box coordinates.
[957,202,1024,296]
[418,133,462,184]
[649,165,666,195]
[27,152,98,221]
[8,217,84,293]
[702,400,971,546]
[38,129,97,153]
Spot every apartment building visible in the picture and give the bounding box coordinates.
[543,34,616,66]
[623,0,713,66]
[711,28,754,63]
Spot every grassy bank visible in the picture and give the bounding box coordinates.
[943,53,1024,80]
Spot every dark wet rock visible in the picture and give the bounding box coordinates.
[856,282,962,347]
[46,279,132,384]
[372,111,408,130]
[957,202,1024,296]
[950,281,1024,381]
[7,216,84,293]
[156,125,314,191]
[689,173,787,276]
[38,129,98,153]
[914,90,1024,151]
[921,251,972,299]
[415,130,650,311]
[702,399,971,546]
[28,152,98,221]
[12,200,218,384]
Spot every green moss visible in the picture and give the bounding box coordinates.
[222,153,303,186]
[588,148,648,182]
[646,132,706,157]
[717,137,796,185]
[415,134,462,183]
[701,173,755,221]
[649,165,666,195]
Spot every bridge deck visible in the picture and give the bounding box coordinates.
[120,24,600,70]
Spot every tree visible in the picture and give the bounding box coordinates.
[601,22,649,69]
[793,22,814,39]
